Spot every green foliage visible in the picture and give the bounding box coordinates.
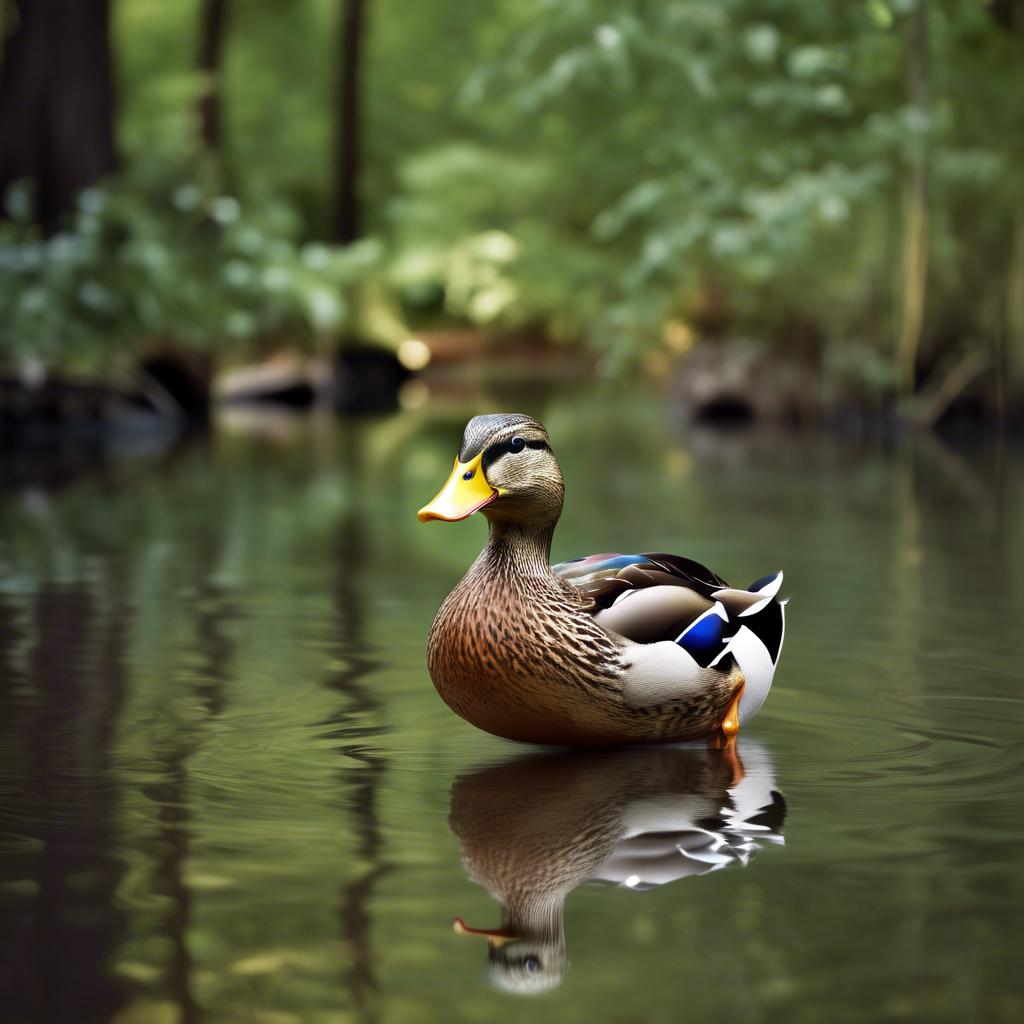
[0,166,377,371]
[388,0,1024,380]
[390,0,901,359]
[389,145,612,335]
[3,0,1024,390]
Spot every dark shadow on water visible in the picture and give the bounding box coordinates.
[0,582,129,1023]
[447,741,786,996]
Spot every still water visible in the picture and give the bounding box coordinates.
[1,393,1022,1024]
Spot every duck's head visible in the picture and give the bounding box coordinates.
[418,413,563,528]
[452,917,567,996]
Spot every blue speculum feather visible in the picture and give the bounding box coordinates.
[676,610,727,666]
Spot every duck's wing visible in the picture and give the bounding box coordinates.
[588,740,786,889]
[554,551,787,719]
[553,551,729,645]
[555,552,727,606]
[590,786,787,888]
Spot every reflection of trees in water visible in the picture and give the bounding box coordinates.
[143,576,235,1024]
[0,427,398,1020]
[0,583,129,1023]
[0,590,34,1012]
[0,548,235,1023]
[146,745,200,1024]
[323,425,389,1024]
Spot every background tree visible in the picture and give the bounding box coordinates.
[0,0,117,232]
[333,0,366,244]
[3,0,1024,420]
[196,0,229,154]
[897,0,930,403]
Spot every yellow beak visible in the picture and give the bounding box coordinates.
[418,452,498,522]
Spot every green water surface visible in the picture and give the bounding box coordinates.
[1,393,1023,1024]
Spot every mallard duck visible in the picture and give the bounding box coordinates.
[448,743,785,994]
[418,413,786,746]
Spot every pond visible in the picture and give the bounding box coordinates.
[1,391,1022,1024]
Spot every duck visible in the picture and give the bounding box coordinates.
[418,412,786,746]
[448,742,786,994]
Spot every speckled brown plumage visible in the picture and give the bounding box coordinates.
[424,413,746,746]
[429,524,629,744]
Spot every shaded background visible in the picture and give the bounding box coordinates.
[1,0,1024,430]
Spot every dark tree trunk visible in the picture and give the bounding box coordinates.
[332,0,365,244]
[0,0,117,232]
[896,0,930,402]
[196,0,228,151]
[985,1,1024,414]
[986,0,1024,36]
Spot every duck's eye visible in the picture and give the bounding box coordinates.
[524,956,540,974]
[462,470,475,481]
[510,436,526,453]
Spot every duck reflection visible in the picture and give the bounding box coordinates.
[448,741,785,994]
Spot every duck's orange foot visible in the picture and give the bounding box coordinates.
[707,678,746,784]
[721,676,745,738]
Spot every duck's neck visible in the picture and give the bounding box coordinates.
[478,520,557,579]
[501,889,566,939]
